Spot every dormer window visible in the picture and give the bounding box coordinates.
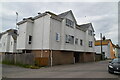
[88,30,92,36]
[66,19,74,28]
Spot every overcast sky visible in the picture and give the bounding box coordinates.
[0,2,118,44]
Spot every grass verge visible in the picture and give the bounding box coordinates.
[2,60,40,69]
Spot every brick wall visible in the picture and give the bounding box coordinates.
[79,52,95,63]
[52,51,74,65]
[32,50,50,57]
[32,50,50,66]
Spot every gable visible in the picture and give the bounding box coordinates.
[58,10,77,24]
[65,11,76,23]
[65,11,77,24]
[88,23,95,32]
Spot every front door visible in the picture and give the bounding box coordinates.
[74,52,80,63]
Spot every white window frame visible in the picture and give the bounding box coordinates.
[66,19,74,28]
[89,41,93,47]
[75,38,78,45]
[88,30,92,36]
[65,34,74,44]
[56,33,60,42]
[28,35,32,44]
[80,39,83,46]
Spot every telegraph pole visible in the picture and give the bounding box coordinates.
[100,33,103,60]
[15,12,18,64]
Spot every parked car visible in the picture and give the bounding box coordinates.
[108,58,120,74]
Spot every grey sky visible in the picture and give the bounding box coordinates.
[1,2,118,44]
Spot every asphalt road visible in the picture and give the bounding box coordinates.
[2,60,120,78]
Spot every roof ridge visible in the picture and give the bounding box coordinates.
[58,10,72,18]
[58,10,71,15]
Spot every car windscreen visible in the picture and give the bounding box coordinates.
[112,58,120,63]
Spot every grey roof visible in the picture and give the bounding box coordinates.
[9,30,17,40]
[17,17,34,25]
[45,11,62,21]
[58,10,71,18]
[17,11,63,25]
[58,10,77,24]
[76,23,95,32]
[17,10,95,32]
[1,29,17,40]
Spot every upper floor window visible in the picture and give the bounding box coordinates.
[80,39,83,46]
[66,19,74,28]
[56,33,60,41]
[0,43,1,48]
[88,30,93,36]
[75,38,78,45]
[28,35,32,44]
[4,43,5,46]
[11,42,12,45]
[65,34,74,44]
[89,41,93,47]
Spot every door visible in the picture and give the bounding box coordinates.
[74,52,80,63]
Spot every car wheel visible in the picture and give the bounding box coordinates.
[108,70,113,74]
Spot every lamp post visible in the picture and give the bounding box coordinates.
[16,12,18,29]
[14,12,18,64]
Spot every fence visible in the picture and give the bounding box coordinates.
[2,53,35,65]
[95,54,102,61]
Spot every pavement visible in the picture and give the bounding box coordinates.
[2,60,120,78]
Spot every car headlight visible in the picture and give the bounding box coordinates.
[109,65,113,68]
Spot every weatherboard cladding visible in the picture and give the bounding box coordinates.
[0,29,17,41]
[17,10,92,32]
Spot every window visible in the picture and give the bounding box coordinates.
[4,43,5,46]
[11,42,12,45]
[65,34,74,44]
[0,43,1,47]
[75,38,78,45]
[56,33,60,41]
[88,30,92,36]
[65,35,69,43]
[89,41,93,47]
[66,19,74,28]
[28,35,32,44]
[80,39,83,46]
[69,35,74,44]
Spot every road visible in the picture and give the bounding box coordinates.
[2,60,120,78]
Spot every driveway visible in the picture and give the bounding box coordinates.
[2,60,120,78]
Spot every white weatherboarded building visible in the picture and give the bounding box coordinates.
[17,10,95,66]
[0,29,18,53]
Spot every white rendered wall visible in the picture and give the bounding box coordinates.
[85,26,95,52]
[50,18,61,50]
[74,28,85,52]
[25,21,33,49]
[95,45,110,58]
[17,23,27,49]
[0,33,8,52]
[32,14,50,50]
[8,36,14,52]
